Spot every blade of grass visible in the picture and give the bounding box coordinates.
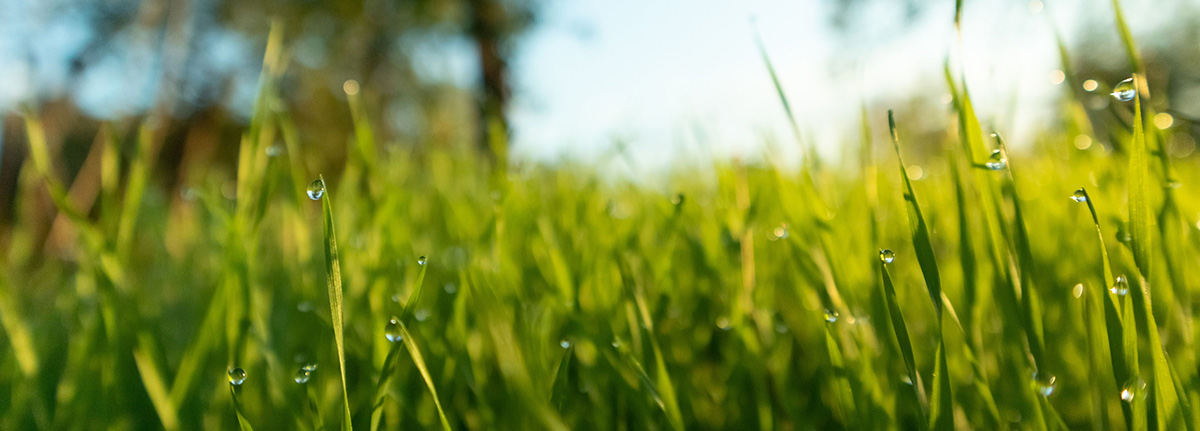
[887,110,942,318]
[395,322,453,431]
[1077,187,1134,430]
[880,262,928,421]
[317,175,353,431]
[132,333,181,431]
[230,384,257,431]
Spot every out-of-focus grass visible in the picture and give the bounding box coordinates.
[2,4,1200,431]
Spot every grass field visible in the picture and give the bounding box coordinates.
[3,2,1200,431]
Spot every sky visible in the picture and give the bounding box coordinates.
[505,0,1188,168]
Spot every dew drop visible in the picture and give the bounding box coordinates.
[560,340,571,349]
[879,249,896,264]
[985,149,1007,170]
[1070,189,1087,203]
[303,363,318,372]
[772,224,789,240]
[1032,371,1057,396]
[306,179,325,200]
[1121,376,1146,402]
[824,309,840,323]
[1110,276,1129,296]
[1111,77,1136,102]
[228,367,247,386]
[385,316,403,342]
[671,193,684,206]
[1072,283,1084,298]
[294,367,311,384]
[265,145,282,157]
[417,255,428,266]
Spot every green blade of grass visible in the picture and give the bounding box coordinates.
[318,175,353,431]
[1127,76,1152,279]
[823,324,858,428]
[369,257,429,431]
[132,333,181,431]
[230,385,257,431]
[929,340,954,431]
[632,285,685,431]
[0,273,38,377]
[1130,276,1187,431]
[886,110,942,317]
[880,262,928,421]
[396,322,453,431]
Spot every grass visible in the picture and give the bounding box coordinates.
[2,3,1200,431]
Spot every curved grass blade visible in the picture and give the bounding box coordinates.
[929,341,954,431]
[1127,76,1152,279]
[396,322,453,431]
[886,110,942,317]
[317,175,353,431]
[880,262,928,422]
[230,385,257,431]
[632,286,685,431]
[132,334,181,431]
[369,259,429,431]
[1076,187,1135,428]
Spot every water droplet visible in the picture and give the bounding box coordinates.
[1082,79,1099,92]
[417,255,427,266]
[303,363,318,372]
[444,283,458,294]
[265,145,282,157]
[879,249,896,264]
[1032,371,1057,396]
[1110,276,1129,296]
[228,368,247,386]
[294,367,311,384]
[611,339,621,348]
[560,340,571,349]
[715,316,732,330]
[1111,77,1136,102]
[671,193,684,206]
[772,224,789,240]
[306,179,325,200]
[1167,180,1182,189]
[414,309,430,322]
[985,149,1007,170]
[824,309,840,323]
[385,316,403,342]
[1121,376,1146,402]
[1070,189,1087,202]
[391,293,401,303]
[1073,283,1084,298]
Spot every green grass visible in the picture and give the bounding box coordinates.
[2,4,1200,431]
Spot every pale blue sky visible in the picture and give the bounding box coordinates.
[506,0,1189,168]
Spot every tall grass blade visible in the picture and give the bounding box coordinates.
[396,322,453,431]
[886,110,942,317]
[318,175,354,431]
